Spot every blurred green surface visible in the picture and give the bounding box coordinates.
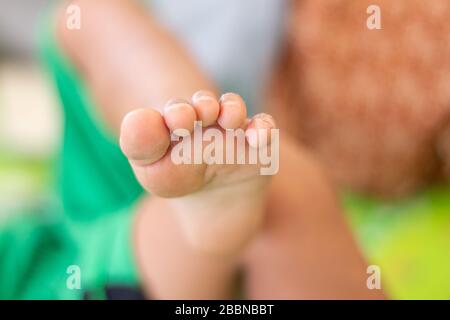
[345,187,450,299]
[0,149,54,217]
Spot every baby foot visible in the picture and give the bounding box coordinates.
[120,91,278,252]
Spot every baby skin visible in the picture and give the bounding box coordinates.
[121,92,278,298]
[57,0,384,299]
[120,91,277,253]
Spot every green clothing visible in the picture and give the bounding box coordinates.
[0,9,143,299]
[0,7,449,300]
[0,205,138,299]
[41,16,143,220]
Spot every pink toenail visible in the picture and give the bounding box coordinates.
[192,91,216,103]
[220,93,243,107]
[164,102,190,114]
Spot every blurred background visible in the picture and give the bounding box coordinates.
[0,0,448,300]
[0,0,60,218]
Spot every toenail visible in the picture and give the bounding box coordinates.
[165,98,190,107]
[222,101,240,107]
[220,93,243,106]
[193,91,216,103]
[220,99,241,108]
[254,114,276,128]
[164,102,191,113]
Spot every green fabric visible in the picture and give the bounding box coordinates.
[0,205,139,299]
[39,10,143,220]
[0,8,143,299]
[0,207,75,299]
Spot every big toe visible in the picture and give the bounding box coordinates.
[120,108,170,165]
